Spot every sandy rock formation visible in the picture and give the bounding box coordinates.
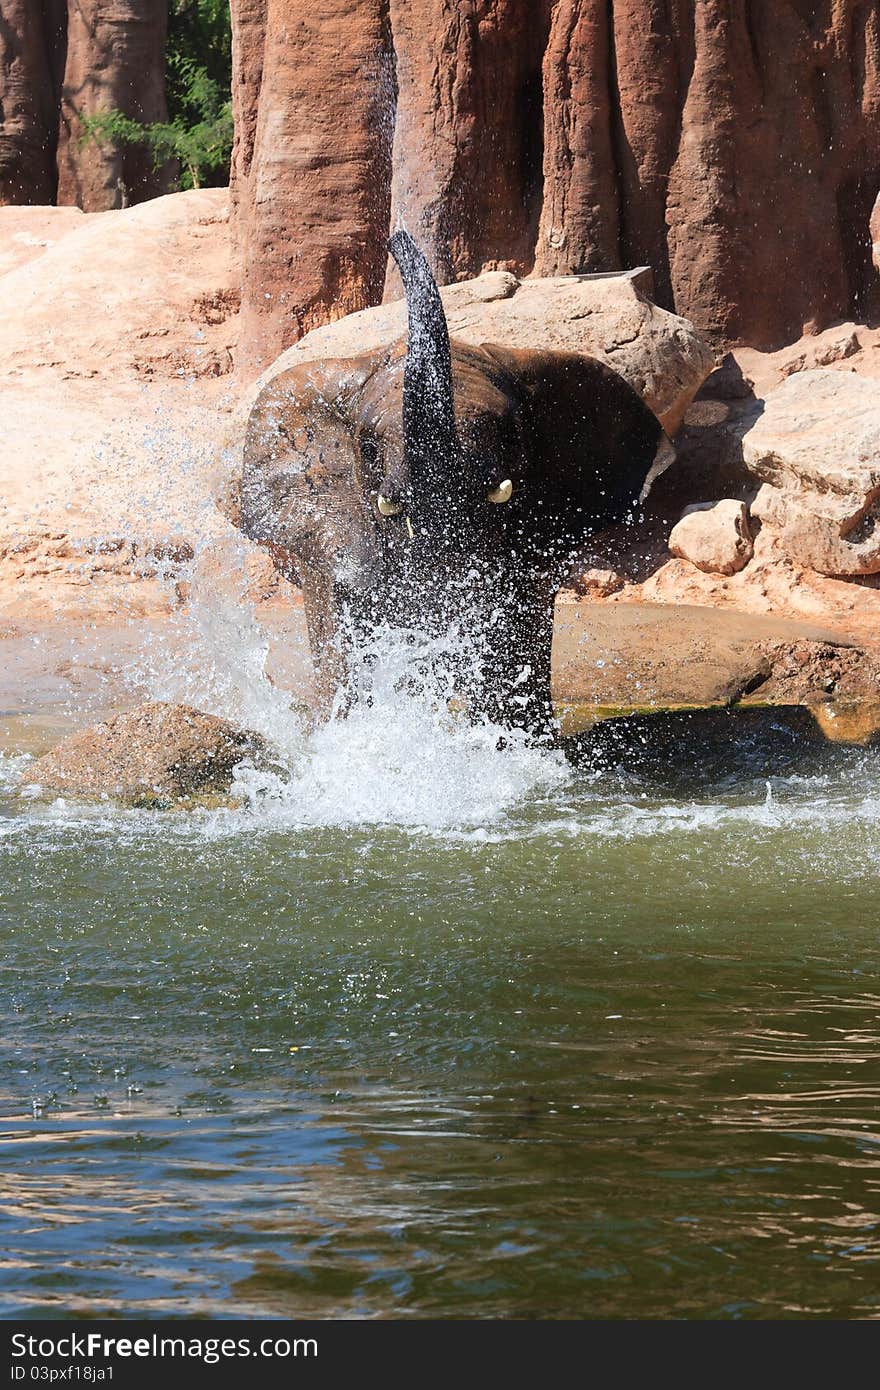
[669,500,753,576]
[22,702,266,805]
[232,1,880,369]
[565,334,880,657]
[553,601,880,738]
[744,372,880,578]
[0,189,239,382]
[253,268,713,436]
[872,192,880,273]
[0,191,240,620]
[0,205,85,277]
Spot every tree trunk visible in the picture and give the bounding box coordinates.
[0,0,66,204]
[56,0,172,211]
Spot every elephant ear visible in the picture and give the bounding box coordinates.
[480,346,671,529]
[236,356,381,576]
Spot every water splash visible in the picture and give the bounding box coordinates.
[4,530,879,843]
[120,532,569,831]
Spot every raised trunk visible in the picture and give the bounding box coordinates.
[388,230,458,489]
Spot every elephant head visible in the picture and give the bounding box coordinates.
[234,231,673,735]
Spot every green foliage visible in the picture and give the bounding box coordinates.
[166,0,232,127]
[79,0,233,192]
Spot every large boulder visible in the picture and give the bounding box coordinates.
[669,500,754,576]
[744,371,880,577]
[552,602,880,737]
[0,189,238,382]
[254,269,713,436]
[21,702,266,806]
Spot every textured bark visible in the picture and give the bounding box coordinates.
[384,0,550,292]
[536,0,622,276]
[232,0,396,374]
[0,0,65,204]
[56,0,171,211]
[232,0,880,368]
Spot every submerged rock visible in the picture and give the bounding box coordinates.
[669,500,754,576]
[22,702,266,807]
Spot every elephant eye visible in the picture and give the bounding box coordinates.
[487,479,513,504]
[376,493,404,517]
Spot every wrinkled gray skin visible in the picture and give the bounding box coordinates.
[232,232,672,739]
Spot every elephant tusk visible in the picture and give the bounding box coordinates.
[377,493,404,517]
[639,435,676,503]
[487,478,513,504]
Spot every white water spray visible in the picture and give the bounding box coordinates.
[126,532,570,831]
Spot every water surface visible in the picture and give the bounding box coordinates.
[2,602,879,1319]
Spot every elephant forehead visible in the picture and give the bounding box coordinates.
[358,354,405,435]
[452,359,513,421]
[358,346,514,444]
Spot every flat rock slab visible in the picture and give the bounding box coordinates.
[257,270,713,436]
[553,601,880,742]
[21,701,266,806]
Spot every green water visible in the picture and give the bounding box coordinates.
[2,726,880,1319]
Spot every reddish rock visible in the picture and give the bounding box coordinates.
[0,0,65,204]
[536,0,620,278]
[232,1,880,370]
[56,0,172,211]
[0,1,171,213]
[384,0,548,294]
[569,567,625,599]
[872,191,880,274]
[229,0,267,227]
[231,0,395,375]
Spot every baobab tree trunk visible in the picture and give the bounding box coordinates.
[0,0,66,204]
[56,0,172,211]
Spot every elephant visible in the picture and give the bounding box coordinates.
[231,230,674,739]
